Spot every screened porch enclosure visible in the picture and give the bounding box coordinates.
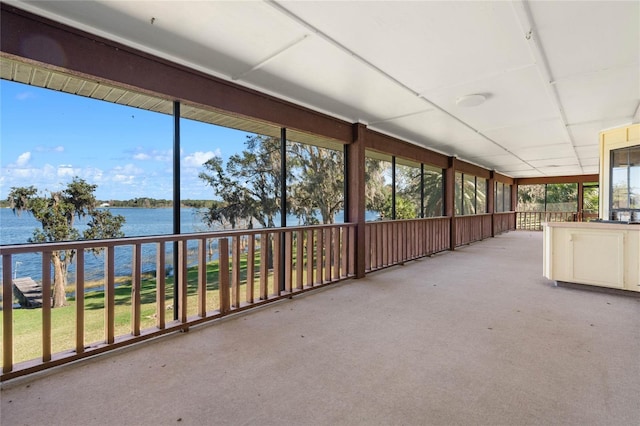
[1,1,636,384]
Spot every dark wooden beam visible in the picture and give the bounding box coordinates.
[455,160,490,179]
[516,174,599,185]
[365,130,449,169]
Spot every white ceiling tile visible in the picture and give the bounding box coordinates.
[556,66,640,124]
[528,158,578,168]
[574,146,599,160]
[529,1,640,79]
[512,144,577,162]
[280,0,534,93]
[423,66,558,132]
[483,118,568,150]
[569,118,635,147]
[372,110,482,152]
[537,166,584,175]
[243,36,428,123]
[580,158,600,168]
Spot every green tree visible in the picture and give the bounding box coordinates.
[8,177,125,307]
[365,157,390,216]
[200,135,287,229]
[289,143,344,224]
[199,135,288,268]
[381,194,417,220]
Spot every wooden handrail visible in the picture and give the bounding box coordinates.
[0,223,356,381]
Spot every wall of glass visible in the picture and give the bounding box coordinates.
[423,164,444,217]
[517,183,576,212]
[364,152,393,221]
[610,145,640,215]
[495,182,512,212]
[395,160,421,219]
[455,172,487,215]
[583,183,599,217]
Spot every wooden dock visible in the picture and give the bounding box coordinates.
[12,277,46,308]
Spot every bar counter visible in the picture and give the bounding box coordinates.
[543,221,640,292]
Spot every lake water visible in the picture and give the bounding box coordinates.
[1,207,370,283]
[0,207,217,282]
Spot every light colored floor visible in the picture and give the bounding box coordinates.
[2,231,639,426]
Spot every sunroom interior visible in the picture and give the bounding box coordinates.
[1,1,639,424]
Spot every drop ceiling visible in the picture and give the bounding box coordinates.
[5,0,640,178]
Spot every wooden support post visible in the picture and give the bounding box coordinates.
[488,171,495,237]
[445,157,456,250]
[348,123,367,278]
[577,182,584,221]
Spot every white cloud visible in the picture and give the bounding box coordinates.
[130,148,172,162]
[54,146,64,152]
[133,153,150,160]
[15,152,31,167]
[183,150,220,168]
[108,164,144,186]
[57,165,77,177]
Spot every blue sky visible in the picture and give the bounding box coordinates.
[1,80,252,201]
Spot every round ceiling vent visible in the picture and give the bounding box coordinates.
[456,94,487,107]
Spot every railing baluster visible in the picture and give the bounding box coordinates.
[324,226,332,282]
[232,236,241,308]
[198,238,207,317]
[156,242,166,329]
[349,225,356,275]
[316,229,323,284]
[366,224,372,271]
[260,233,268,300]
[341,226,348,278]
[296,230,304,290]
[75,249,85,354]
[247,234,255,304]
[178,240,188,323]
[273,233,281,296]
[285,232,293,293]
[382,222,387,266]
[42,251,52,362]
[219,238,230,314]
[306,229,313,286]
[3,254,13,373]
[132,244,141,336]
[333,227,340,280]
[105,246,115,344]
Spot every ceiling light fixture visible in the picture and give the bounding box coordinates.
[456,94,487,108]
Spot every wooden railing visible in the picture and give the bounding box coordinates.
[516,211,577,231]
[364,217,450,272]
[0,211,525,380]
[0,223,355,380]
[493,212,516,235]
[455,214,493,247]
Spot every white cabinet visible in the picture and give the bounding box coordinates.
[544,222,640,292]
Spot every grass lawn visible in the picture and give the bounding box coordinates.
[1,253,285,364]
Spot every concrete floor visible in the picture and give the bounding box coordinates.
[1,231,639,426]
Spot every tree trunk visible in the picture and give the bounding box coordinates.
[51,251,68,308]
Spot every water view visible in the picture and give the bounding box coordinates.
[1,207,210,283]
[0,207,367,284]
